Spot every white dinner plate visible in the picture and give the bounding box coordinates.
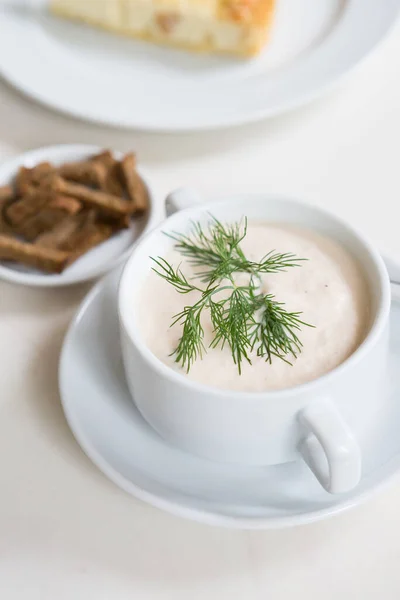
[0,0,398,131]
[0,145,158,287]
[59,264,400,529]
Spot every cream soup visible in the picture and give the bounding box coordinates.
[137,223,370,392]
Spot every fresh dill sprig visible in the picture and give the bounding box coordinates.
[151,257,201,294]
[248,294,310,365]
[151,216,313,374]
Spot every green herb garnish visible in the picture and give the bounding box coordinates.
[151,216,313,374]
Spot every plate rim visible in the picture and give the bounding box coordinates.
[59,265,400,529]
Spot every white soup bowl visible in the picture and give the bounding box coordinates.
[118,189,391,495]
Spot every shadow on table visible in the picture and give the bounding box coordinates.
[0,78,341,168]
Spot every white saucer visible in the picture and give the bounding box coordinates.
[59,264,400,529]
[0,0,398,131]
[0,145,158,287]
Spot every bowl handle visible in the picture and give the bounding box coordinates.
[382,254,400,286]
[298,399,361,494]
[165,187,203,217]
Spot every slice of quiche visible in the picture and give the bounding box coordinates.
[50,0,276,57]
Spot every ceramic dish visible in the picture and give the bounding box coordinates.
[0,0,398,130]
[59,263,400,529]
[0,144,158,287]
[119,191,390,494]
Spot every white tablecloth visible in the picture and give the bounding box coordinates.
[0,19,399,599]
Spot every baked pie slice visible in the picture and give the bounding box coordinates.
[50,0,276,57]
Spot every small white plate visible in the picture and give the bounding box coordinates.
[0,145,158,287]
[59,264,400,529]
[0,0,398,131]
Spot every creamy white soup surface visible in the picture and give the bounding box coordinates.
[137,222,370,392]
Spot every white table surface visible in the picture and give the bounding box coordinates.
[0,18,400,600]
